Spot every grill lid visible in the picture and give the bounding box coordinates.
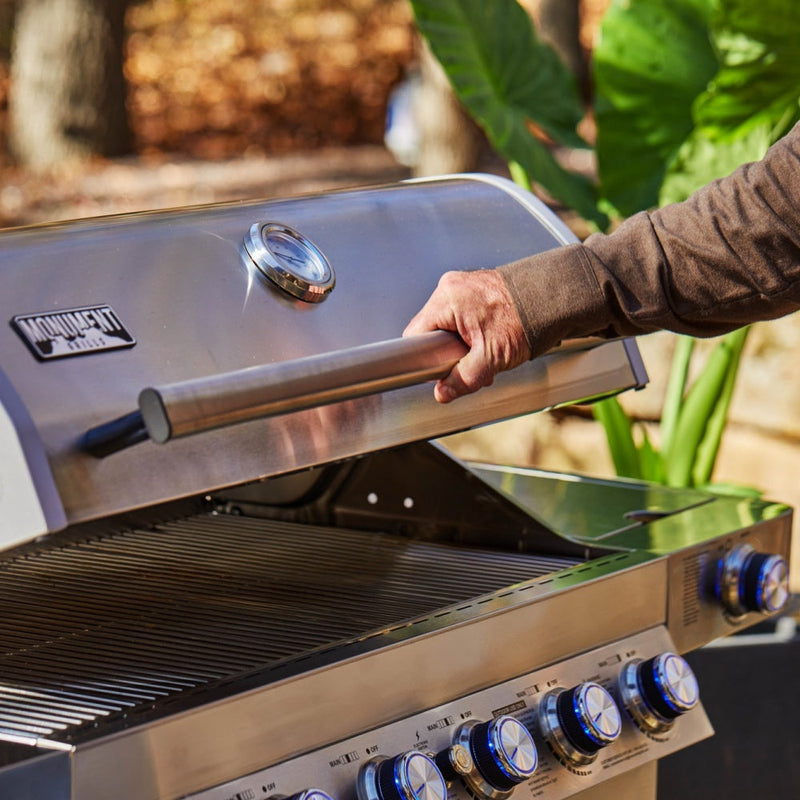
[0,175,646,547]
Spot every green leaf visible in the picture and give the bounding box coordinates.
[637,426,666,483]
[660,0,800,203]
[691,327,749,485]
[592,396,641,479]
[658,123,774,205]
[664,335,735,487]
[659,335,695,456]
[593,0,718,215]
[411,0,606,227]
[696,0,800,136]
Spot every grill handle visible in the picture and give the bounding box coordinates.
[82,331,468,456]
[83,333,612,457]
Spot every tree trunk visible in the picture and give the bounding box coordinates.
[10,0,131,170]
[412,38,484,177]
[537,0,586,93]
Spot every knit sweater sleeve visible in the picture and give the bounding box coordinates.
[498,122,800,357]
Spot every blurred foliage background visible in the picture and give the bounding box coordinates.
[0,0,416,166]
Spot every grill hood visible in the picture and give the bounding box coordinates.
[0,175,646,546]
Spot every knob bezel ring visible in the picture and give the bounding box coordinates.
[753,554,790,614]
[538,689,597,768]
[396,751,446,800]
[652,653,699,716]
[718,544,790,620]
[357,752,446,800]
[619,659,675,734]
[489,716,538,781]
[718,543,754,619]
[453,722,515,800]
[356,757,385,800]
[284,791,336,800]
[574,683,621,747]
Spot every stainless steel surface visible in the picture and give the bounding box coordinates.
[0,512,578,746]
[66,549,666,800]
[471,462,793,653]
[0,174,646,543]
[0,457,791,800]
[136,331,468,443]
[187,626,712,800]
[572,763,657,800]
[0,174,792,800]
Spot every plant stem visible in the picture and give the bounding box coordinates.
[692,326,749,486]
[660,334,694,459]
[664,335,735,487]
[592,396,641,479]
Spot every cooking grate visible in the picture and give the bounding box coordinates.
[0,513,579,744]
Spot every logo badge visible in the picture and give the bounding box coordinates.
[11,305,136,361]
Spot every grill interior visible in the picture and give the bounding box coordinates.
[0,513,579,744]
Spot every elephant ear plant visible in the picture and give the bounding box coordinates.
[410,0,800,491]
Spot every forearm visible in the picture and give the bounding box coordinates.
[500,123,800,356]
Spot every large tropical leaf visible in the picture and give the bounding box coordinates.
[410,0,605,226]
[593,0,717,216]
[659,0,800,204]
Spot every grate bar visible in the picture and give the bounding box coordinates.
[0,513,579,743]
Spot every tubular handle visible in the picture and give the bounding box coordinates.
[140,330,469,443]
[82,332,610,457]
[82,331,468,456]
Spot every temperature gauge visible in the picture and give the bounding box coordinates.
[245,222,335,302]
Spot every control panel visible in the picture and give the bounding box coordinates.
[188,626,712,800]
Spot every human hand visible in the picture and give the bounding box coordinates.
[403,269,531,403]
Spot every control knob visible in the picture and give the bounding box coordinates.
[357,751,447,800]
[273,791,335,800]
[619,652,699,733]
[538,682,621,767]
[439,715,538,798]
[718,544,789,618]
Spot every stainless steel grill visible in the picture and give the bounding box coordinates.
[0,175,792,800]
[0,515,579,742]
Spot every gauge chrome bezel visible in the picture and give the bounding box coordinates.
[244,222,335,302]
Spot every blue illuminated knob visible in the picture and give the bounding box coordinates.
[620,652,699,733]
[719,544,790,618]
[450,715,537,796]
[287,792,335,800]
[539,682,621,767]
[564,683,622,750]
[357,751,446,800]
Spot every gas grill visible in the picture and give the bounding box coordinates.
[0,175,792,800]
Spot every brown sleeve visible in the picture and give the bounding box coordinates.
[499,122,800,357]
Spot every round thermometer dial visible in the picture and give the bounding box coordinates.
[244,222,335,302]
